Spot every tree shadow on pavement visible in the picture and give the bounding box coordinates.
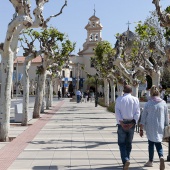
[32,165,70,170]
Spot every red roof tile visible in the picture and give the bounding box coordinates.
[14,56,42,63]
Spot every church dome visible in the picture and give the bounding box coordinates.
[122,29,136,41]
[114,28,137,49]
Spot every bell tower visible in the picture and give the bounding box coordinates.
[85,15,103,43]
[78,10,103,55]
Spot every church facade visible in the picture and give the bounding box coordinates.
[57,13,103,95]
[65,14,103,94]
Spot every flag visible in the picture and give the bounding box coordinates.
[18,73,23,81]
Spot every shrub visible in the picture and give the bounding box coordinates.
[98,98,106,107]
[98,98,115,113]
[107,102,115,113]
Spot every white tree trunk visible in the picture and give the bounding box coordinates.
[117,83,124,97]
[110,79,115,103]
[22,51,43,125]
[104,79,109,106]
[22,60,31,126]
[11,82,14,99]
[33,73,46,118]
[46,79,50,110]
[41,80,46,113]
[0,53,13,141]
[132,84,139,97]
[0,12,27,141]
[152,70,161,87]
[49,79,53,107]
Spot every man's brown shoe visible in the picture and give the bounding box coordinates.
[123,160,130,170]
[160,157,165,170]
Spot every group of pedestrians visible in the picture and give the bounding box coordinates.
[76,89,95,103]
[115,85,169,170]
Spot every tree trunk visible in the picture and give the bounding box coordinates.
[49,79,53,107]
[11,82,14,99]
[132,84,139,97]
[104,79,109,106]
[41,96,45,113]
[152,70,161,87]
[22,60,31,126]
[46,79,50,110]
[33,73,46,118]
[110,79,115,103]
[41,80,46,113]
[0,53,13,141]
[117,83,124,97]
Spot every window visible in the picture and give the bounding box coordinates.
[95,33,98,41]
[89,33,93,41]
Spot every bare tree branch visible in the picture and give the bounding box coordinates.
[44,0,67,27]
[152,0,170,27]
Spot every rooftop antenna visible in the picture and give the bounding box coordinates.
[93,4,96,16]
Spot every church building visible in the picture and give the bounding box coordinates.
[57,12,103,95]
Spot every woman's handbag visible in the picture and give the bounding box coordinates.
[163,125,170,142]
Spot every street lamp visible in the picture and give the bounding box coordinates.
[94,73,99,107]
[76,63,80,90]
[75,62,84,91]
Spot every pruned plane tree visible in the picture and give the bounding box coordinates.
[0,0,67,141]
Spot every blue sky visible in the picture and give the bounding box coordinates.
[0,0,169,56]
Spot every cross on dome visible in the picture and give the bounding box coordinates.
[126,21,131,30]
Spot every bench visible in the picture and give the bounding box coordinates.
[14,103,33,122]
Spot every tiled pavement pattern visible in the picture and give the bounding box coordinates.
[0,98,170,170]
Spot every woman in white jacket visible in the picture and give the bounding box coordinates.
[140,85,169,170]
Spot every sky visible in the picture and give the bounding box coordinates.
[0,0,170,56]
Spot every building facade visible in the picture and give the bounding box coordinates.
[60,14,103,95]
[0,13,103,96]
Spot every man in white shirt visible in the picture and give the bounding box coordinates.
[115,85,140,170]
[76,89,81,103]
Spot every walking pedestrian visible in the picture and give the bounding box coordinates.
[58,90,61,100]
[76,89,81,103]
[139,85,169,170]
[115,85,140,170]
[84,91,88,103]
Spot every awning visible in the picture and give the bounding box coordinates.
[62,78,72,81]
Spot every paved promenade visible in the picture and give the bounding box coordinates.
[0,98,170,170]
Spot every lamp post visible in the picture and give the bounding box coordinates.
[76,63,79,90]
[76,62,83,90]
[95,73,99,107]
[56,71,62,98]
